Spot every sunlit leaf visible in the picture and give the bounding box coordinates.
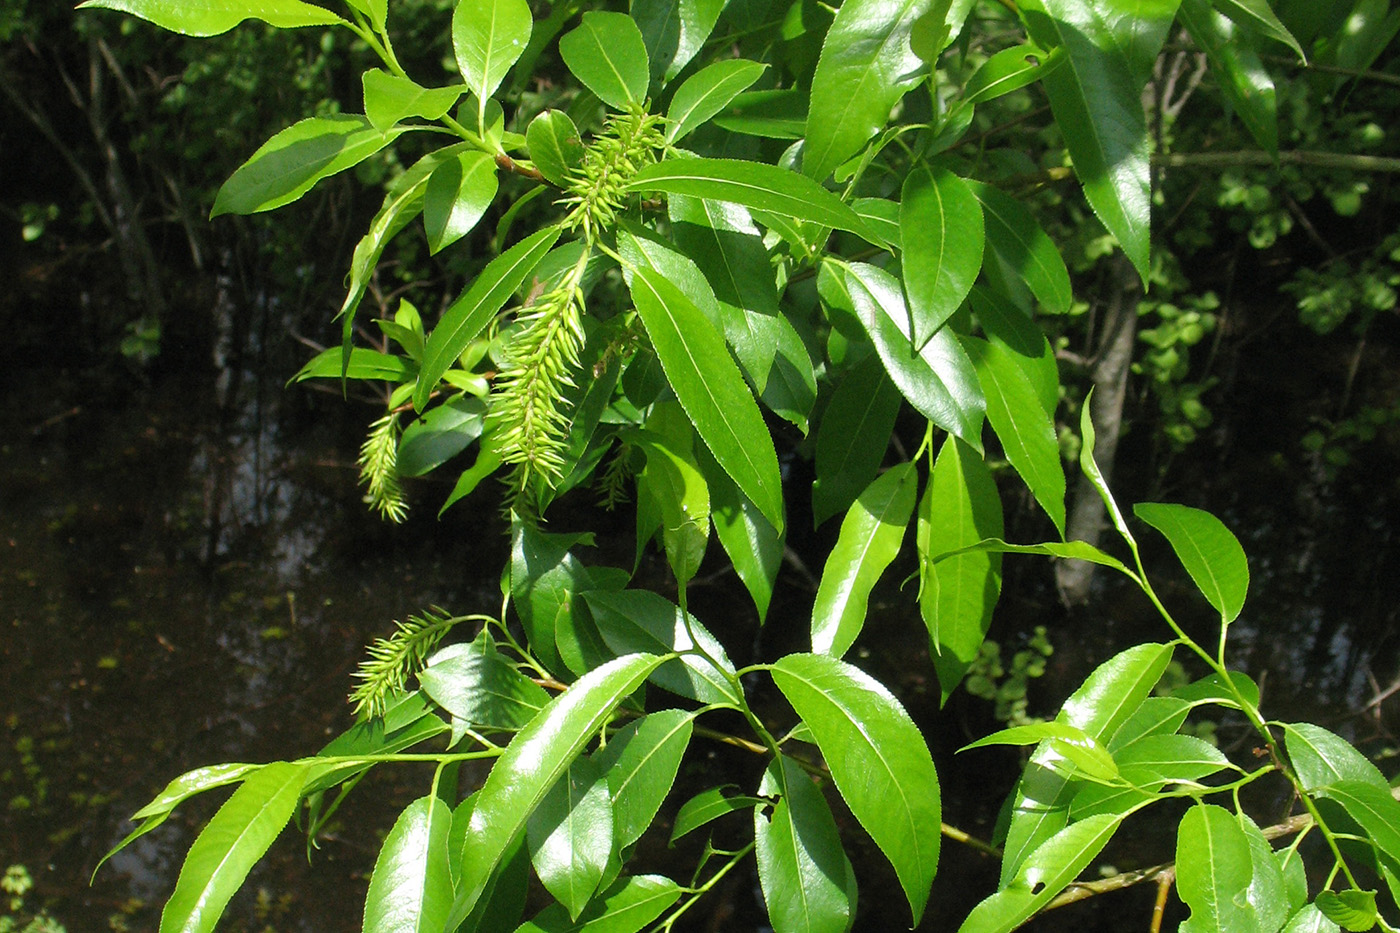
[666,60,768,143]
[960,43,1065,106]
[77,0,344,36]
[592,709,695,848]
[362,69,464,132]
[527,757,613,920]
[559,12,649,110]
[526,110,585,187]
[452,0,533,121]
[363,794,454,933]
[755,755,854,933]
[670,786,766,844]
[419,630,550,729]
[1175,804,1259,933]
[968,183,1072,317]
[424,150,498,255]
[812,354,904,527]
[633,0,725,82]
[1180,0,1278,154]
[1213,0,1307,61]
[515,874,681,933]
[1134,502,1249,623]
[900,165,983,347]
[1283,722,1390,795]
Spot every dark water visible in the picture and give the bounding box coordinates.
[2,301,1398,932]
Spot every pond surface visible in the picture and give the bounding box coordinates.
[2,303,1398,932]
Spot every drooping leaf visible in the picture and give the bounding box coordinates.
[1214,0,1307,60]
[515,874,681,933]
[1175,804,1260,933]
[960,43,1065,106]
[418,631,550,729]
[968,182,1073,317]
[527,757,614,920]
[630,418,711,589]
[1134,502,1249,623]
[899,165,983,347]
[510,522,606,680]
[211,116,407,217]
[1077,388,1137,548]
[967,286,1059,415]
[803,0,935,182]
[527,110,586,187]
[362,69,465,132]
[810,461,918,658]
[76,0,344,36]
[452,0,533,121]
[415,225,562,411]
[755,754,855,933]
[626,264,785,532]
[363,794,454,933]
[424,150,498,255]
[632,0,726,82]
[558,12,650,110]
[1180,0,1278,154]
[700,446,784,624]
[669,786,767,844]
[665,60,769,144]
[772,653,940,924]
[812,353,904,527]
[449,654,664,926]
[930,537,1134,577]
[396,397,486,477]
[293,346,414,383]
[592,709,695,849]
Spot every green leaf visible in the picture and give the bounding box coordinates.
[759,315,818,434]
[397,397,485,477]
[1134,502,1249,623]
[344,0,387,32]
[963,722,1117,783]
[592,710,695,848]
[968,286,1059,415]
[811,461,918,658]
[669,786,767,844]
[1018,0,1153,280]
[527,758,613,920]
[362,69,465,132]
[76,0,343,35]
[1176,804,1260,933]
[968,182,1073,317]
[919,436,1003,703]
[1283,722,1390,795]
[1078,388,1137,549]
[159,761,313,933]
[961,43,1065,106]
[899,165,983,347]
[700,446,784,624]
[419,631,550,729]
[1070,734,1230,818]
[803,0,935,181]
[424,150,498,255]
[713,88,808,140]
[583,589,740,707]
[964,336,1066,537]
[632,0,726,82]
[630,418,711,589]
[931,537,1133,577]
[293,347,412,383]
[626,263,784,533]
[665,60,769,144]
[834,261,985,447]
[211,116,407,217]
[1315,890,1380,933]
[510,522,602,679]
[452,0,533,122]
[812,353,903,527]
[1172,670,1260,710]
[1325,781,1400,867]
[959,813,1124,933]
[449,653,664,925]
[415,226,562,411]
[453,829,530,933]
[755,754,855,933]
[771,652,940,926]
[1284,904,1343,933]
[515,874,681,933]
[558,12,649,110]
[363,794,454,933]
[1214,0,1307,61]
[526,110,585,187]
[1243,816,1290,933]
[626,158,879,245]
[1106,696,1190,752]
[1180,0,1278,154]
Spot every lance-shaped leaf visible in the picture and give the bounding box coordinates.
[527,758,613,920]
[1325,781,1400,868]
[415,226,562,411]
[698,444,784,623]
[510,522,610,680]
[930,537,1133,577]
[526,110,585,187]
[627,264,784,532]
[1018,0,1152,281]
[633,0,726,83]
[453,0,533,121]
[1282,904,1341,933]
[900,165,983,347]
[968,286,1059,413]
[666,60,769,144]
[76,0,344,36]
[811,461,918,658]
[211,116,407,217]
[516,874,682,933]
[626,159,879,245]
[450,654,665,925]
[755,754,855,933]
[969,182,1072,317]
[362,69,465,132]
[1070,734,1230,819]
[1134,502,1249,624]
[632,425,710,588]
[1283,722,1390,795]
[963,722,1117,783]
[419,631,550,729]
[813,353,903,527]
[424,150,498,255]
[559,12,649,110]
[159,761,314,933]
[363,794,454,933]
[1214,0,1306,61]
[1175,804,1259,933]
[771,653,940,926]
[1180,0,1278,154]
[670,786,767,844]
[592,710,695,849]
[961,43,1065,106]
[963,336,1066,537]
[835,261,985,447]
[803,0,935,182]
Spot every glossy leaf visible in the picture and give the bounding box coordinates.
[1283,905,1343,933]
[969,182,1072,317]
[1315,890,1380,933]
[1243,815,1290,933]
[592,710,695,848]
[1078,389,1137,548]
[454,830,530,933]
[900,165,983,347]
[964,336,1066,537]
[627,264,784,532]
[415,225,562,411]
[362,70,464,132]
[1135,502,1249,623]
[834,261,985,447]
[558,12,649,110]
[363,794,454,933]
[931,537,1133,577]
[1070,734,1230,818]
[755,754,854,933]
[811,461,917,658]
[76,0,343,35]
[452,0,533,120]
[631,422,710,589]
[397,397,485,477]
[527,110,585,187]
[963,722,1117,783]
[626,158,879,244]
[633,0,725,82]
[666,59,769,144]
[419,631,550,729]
[968,286,1059,414]
[450,654,665,925]
[803,0,935,182]
[1283,722,1390,795]
[961,43,1064,106]
[1105,696,1191,752]
[510,523,605,679]
[1176,804,1259,933]
[1180,0,1278,154]
[812,353,903,526]
[701,447,784,624]
[211,116,406,217]
[528,757,613,920]
[159,761,313,933]
[293,346,412,383]
[760,318,819,433]
[583,589,740,707]
[1214,0,1307,60]
[771,652,940,925]
[1325,781,1400,867]
[1172,670,1261,710]
[424,150,498,255]
[669,786,766,844]
[515,874,681,933]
